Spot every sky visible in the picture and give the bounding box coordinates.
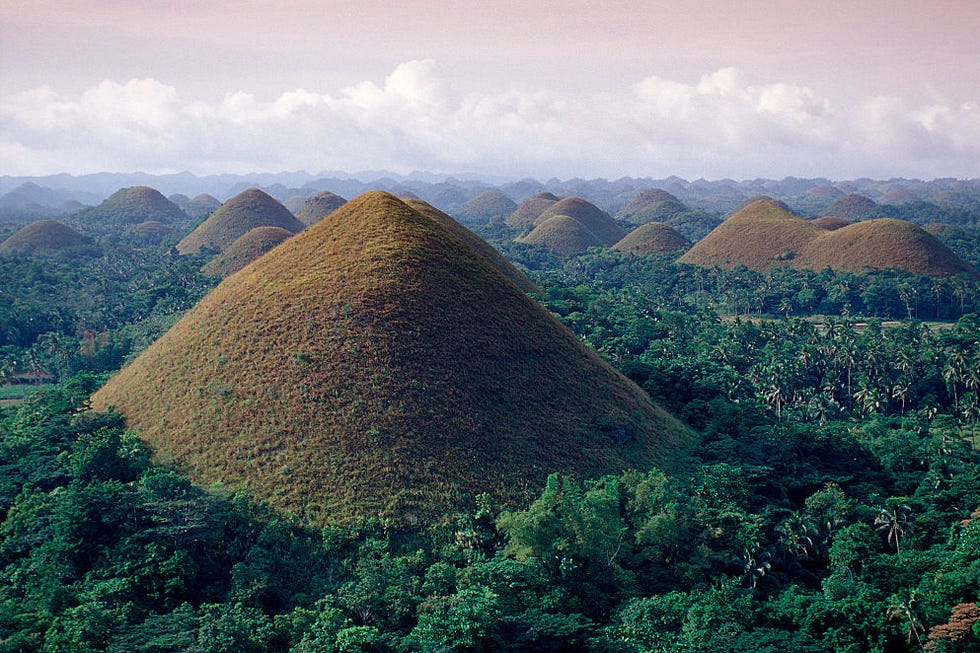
[1,0,979,181]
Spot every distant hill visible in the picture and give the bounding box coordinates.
[535,197,625,245]
[823,193,879,220]
[680,199,977,277]
[183,193,222,219]
[0,219,93,256]
[811,216,851,231]
[92,191,689,524]
[71,186,188,232]
[613,222,690,255]
[455,190,517,225]
[519,215,603,257]
[294,191,347,227]
[200,226,293,278]
[616,189,688,225]
[176,188,304,255]
[506,192,560,227]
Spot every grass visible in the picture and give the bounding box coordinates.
[176,188,305,255]
[505,192,559,227]
[200,226,294,278]
[93,191,693,525]
[294,191,347,227]
[616,189,688,225]
[456,190,517,223]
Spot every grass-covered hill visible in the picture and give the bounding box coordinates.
[70,186,188,232]
[91,191,689,524]
[823,193,879,220]
[402,198,542,296]
[678,199,823,269]
[810,215,851,231]
[616,189,688,225]
[175,188,304,255]
[613,222,690,255]
[294,191,347,227]
[200,226,294,278]
[519,214,603,258]
[801,218,979,277]
[535,197,625,245]
[506,191,560,227]
[185,193,222,218]
[0,219,92,256]
[680,198,978,277]
[455,189,518,225]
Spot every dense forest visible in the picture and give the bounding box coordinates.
[0,201,978,651]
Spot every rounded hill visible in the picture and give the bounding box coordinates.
[0,220,92,256]
[176,188,304,255]
[536,197,625,245]
[678,199,823,270]
[200,226,294,278]
[456,190,517,225]
[811,216,851,231]
[616,189,688,225]
[823,194,878,220]
[506,192,560,227]
[185,194,222,218]
[519,215,603,258]
[294,191,347,227]
[801,219,978,277]
[72,186,188,231]
[92,191,689,524]
[614,222,690,255]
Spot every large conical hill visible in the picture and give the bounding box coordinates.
[535,197,625,245]
[176,188,304,255]
[295,191,347,227]
[0,219,93,256]
[678,199,823,270]
[519,215,603,258]
[614,222,690,255]
[72,186,188,232]
[200,226,294,278]
[92,191,689,524]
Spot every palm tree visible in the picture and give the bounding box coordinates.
[874,502,911,554]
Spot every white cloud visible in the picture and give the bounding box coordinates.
[1,62,978,179]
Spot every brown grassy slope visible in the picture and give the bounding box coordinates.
[616,189,688,225]
[811,216,851,231]
[823,193,878,220]
[0,220,90,256]
[295,191,347,227]
[402,199,541,296]
[801,218,979,277]
[678,199,824,270]
[536,197,625,245]
[185,194,222,218]
[176,188,304,254]
[130,220,177,235]
[520,215,603,258]
[456,190,517,224]
[73,186,188,228]
[506,192,560,227]
[200,226,294,278]
[614,222,690,255]
[91,191,691,524]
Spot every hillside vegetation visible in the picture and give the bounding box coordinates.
[92,191,689,523]
[613,222,690,255]
[0,220,92,256]
[200,226,293,278]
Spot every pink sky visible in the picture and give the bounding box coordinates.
[1,0,978,179]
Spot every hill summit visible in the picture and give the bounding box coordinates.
[92,192,688,524]
[176,188,304,254]
[0,220,92,256]
[71,186,187,232]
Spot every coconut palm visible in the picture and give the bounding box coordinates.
[874,502,911,554]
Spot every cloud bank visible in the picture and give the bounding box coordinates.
[2,60,978,179]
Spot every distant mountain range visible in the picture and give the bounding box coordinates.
[3,172,979,227]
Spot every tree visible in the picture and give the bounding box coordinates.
[874,501,912,554]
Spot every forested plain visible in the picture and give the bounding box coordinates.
[0,202,979,652]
